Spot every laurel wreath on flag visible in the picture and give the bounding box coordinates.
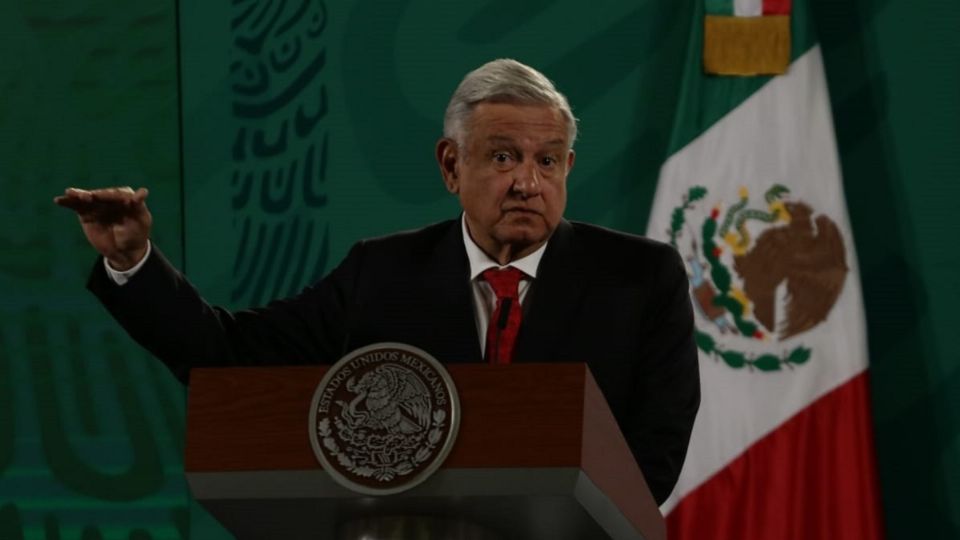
[670,186,812,372]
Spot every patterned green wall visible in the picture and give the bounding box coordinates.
[0,0,193,537]
[0,0,957,538]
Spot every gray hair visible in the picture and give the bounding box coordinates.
[443,58,578,148]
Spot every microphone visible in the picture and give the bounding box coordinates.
[497,298,513,329]
[491,297,513,364]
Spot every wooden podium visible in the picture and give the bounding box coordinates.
[185,363,665,540]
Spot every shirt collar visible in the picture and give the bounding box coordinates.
[461,214,547,281]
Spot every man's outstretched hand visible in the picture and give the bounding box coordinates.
[54,187,153,271]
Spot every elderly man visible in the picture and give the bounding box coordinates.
[56,59,699,504]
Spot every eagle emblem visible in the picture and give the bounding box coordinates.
[668,185,849,371]
[338,364,432,435]
[309,343,460,494]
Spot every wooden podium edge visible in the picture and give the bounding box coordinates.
[580,366,666,540]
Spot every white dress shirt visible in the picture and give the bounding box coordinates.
[104,240,152,285]
[460,216,547,357]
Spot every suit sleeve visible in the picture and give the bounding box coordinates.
[628,246,700,504]
[87,242,365,384]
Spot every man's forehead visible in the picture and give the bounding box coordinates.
[471,103,566,126]
[483,134,568,148]
[460,102,572,150]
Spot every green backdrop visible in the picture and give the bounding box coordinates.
[0,0,956,538]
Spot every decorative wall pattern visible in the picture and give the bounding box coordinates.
[227,0,330,305]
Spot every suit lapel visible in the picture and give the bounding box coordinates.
[421,220,484,363]
[514,220,586,363]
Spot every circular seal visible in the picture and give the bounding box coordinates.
[308,343,460,495]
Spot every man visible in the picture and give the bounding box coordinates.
[55,59,699,504]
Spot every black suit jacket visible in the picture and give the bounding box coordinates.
[89,218,700,504]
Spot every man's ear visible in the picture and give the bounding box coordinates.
[436,138,460,194]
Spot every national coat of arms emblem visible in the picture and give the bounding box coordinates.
[667,185,849,371]
[308,343,460,495]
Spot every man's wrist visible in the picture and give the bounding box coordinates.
[106,245,149,271]
[104,242,152,285]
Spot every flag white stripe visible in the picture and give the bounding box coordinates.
[734,0,763,16]
[648,46,869,513]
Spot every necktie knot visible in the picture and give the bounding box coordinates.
[482,266,524,299]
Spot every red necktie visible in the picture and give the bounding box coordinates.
[482,267,524,364]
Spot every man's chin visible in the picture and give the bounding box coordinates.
[494,226,550,251]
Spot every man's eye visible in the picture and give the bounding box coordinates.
[493,152,512,163]
[540,156,557,167]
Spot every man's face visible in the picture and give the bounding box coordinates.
[437,102,575,263]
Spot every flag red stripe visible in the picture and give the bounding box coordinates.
[667,372,885,540]
[763,0,792,15]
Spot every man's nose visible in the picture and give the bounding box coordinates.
[512,161,542,198]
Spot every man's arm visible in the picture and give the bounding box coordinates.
[627,246,700,505]
[57,187,357,384]
[86,242,358,383]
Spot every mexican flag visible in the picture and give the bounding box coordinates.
[645,0,886,537]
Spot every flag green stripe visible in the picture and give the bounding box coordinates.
[705,0,734,16]
[667,0,818,157]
